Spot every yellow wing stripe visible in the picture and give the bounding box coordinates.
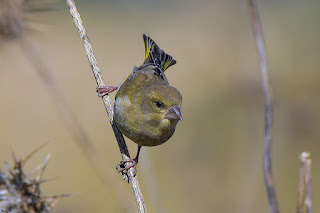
[163,57,171,71]
[143,34,153,60]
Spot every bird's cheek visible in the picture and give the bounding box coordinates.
[160,118,170,127]
[144,113,161,126]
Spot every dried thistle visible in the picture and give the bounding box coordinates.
[0,145,70,213]
[0,0,27,39]
[0,0,55,39]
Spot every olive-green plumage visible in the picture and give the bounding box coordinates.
[114,34,182,147]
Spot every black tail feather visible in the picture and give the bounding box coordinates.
[143,34,176,72]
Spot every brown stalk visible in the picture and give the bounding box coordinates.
[297,152,312,213]
[247,0,278,212]
[65,0,146,212]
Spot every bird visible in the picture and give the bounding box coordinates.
[97,34,182,173]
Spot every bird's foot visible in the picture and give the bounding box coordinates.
[116,158,138,180]
[96,86,117,98]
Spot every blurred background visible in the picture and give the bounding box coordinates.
[0,0,320,212]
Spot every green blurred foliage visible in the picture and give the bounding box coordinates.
[0,0,320,212]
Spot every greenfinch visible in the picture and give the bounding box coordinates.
[97,34,182,172]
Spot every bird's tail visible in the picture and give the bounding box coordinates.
[143,34,176,72]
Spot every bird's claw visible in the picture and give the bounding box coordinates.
[116,158,138,181]
[96,86,117,98]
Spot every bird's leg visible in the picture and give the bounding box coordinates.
[117,145,142,176]
[135,145,142,162]
[96,86,117,98]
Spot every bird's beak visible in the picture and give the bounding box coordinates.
[164,105,182,121]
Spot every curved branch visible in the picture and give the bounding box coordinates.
[247,1,278,212]
[65,0,146,212]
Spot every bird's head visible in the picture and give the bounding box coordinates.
[140,84,182,125]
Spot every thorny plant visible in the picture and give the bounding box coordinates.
[0,144,70,213]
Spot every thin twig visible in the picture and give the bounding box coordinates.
[297,154,306,213]
[297,152,312,213]
[305,157,312,213]
[305,159,312,213]
[247,1,278,213]
[65,1,146,212]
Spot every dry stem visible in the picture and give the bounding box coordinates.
[65,0,146,212]
[247,0,278,212]
[297,152,312,213]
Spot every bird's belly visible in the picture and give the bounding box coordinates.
[115,118,175,147]
[114,95,177,147]
[114,110,175,147]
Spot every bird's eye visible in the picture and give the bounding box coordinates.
[155,101,163,108]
